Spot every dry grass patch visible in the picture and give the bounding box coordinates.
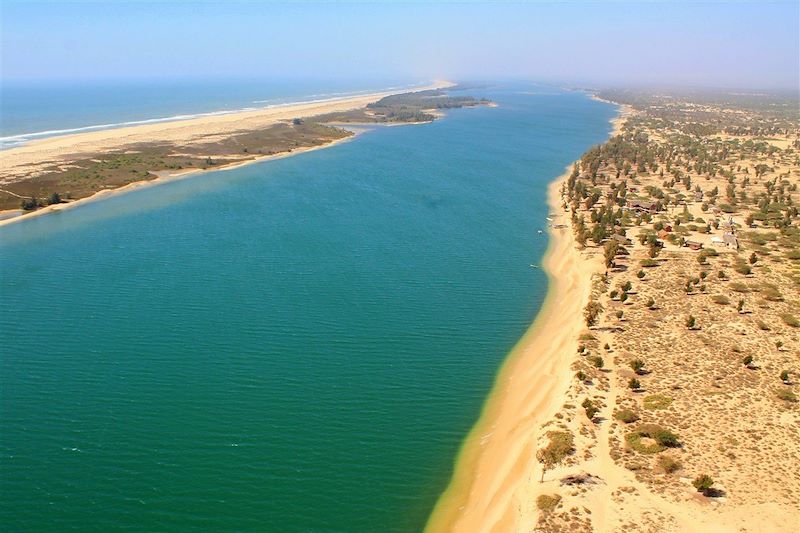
[536,494,562,512]
[643,394,673,410]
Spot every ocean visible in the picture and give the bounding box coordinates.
[0,78,427,148]
[0,82,615,531]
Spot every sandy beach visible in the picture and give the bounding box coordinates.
[0,81,451,177]
[425,168,602,532]
[426,105,625,532]
[428,89,800,532]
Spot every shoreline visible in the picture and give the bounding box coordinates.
[0,135,357,228]
[0,81,453,228]
[425,106,621,532]
[425,167,600,533]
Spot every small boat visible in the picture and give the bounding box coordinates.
[537,230,543,234]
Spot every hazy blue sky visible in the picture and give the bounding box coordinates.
[2,1,798,89]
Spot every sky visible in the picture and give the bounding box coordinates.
[1,0,798,90]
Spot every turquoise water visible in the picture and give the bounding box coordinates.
[0,85,615,532]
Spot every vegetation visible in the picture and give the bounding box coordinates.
[692,474,715,495]
[643,394,673,410]
[584,300,603,327]
[657,455,683,474]
[630,359,645,374]
[776,389,798,403]
[781,313,800,328]
[626,424,680,454]
[615,409,639,424]
[536,431,575,482]
[536,494,562,512]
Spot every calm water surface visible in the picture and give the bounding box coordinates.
[0,85,615,532]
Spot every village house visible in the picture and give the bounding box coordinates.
[685,240,704,251]
[626,199,660,214]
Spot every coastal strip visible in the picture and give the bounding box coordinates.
[426,105,623,533]
[0,81,457,226]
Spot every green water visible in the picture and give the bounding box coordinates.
[0,85,615,532]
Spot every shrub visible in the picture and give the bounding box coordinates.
[742,355,753,367]
[589,356,604,369]
[712,295,730,305]
[615,409,639,423]
[630,359,645,374]
[626,424,680,454]
[21,197,40,211]
[536,494,562,512]
[756,320,770,331]
[576,370,587,382]
[781,314,800,328]
[734,263,752,275]
[693,474,715,494]
[536,431,575,481]
[646,297,655,309]
[644,394,672,410]
[641,258,659,268]
[629,378,641,390]
[657,455,682,474]
[762,286,783,301]
[777,389,798,402]
[780,370,790,383]
[685,315,696,329]
[730,282,749,293]
[653,429,680,447]
[584,300,603,327]
[637,270,645,279]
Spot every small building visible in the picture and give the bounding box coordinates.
[657,229,671,240]
[685,240,704,251]
[710,236,724,246]
[723,232,739,250]
[626,199,660,214]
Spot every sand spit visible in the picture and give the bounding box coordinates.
[0,81,453,227]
